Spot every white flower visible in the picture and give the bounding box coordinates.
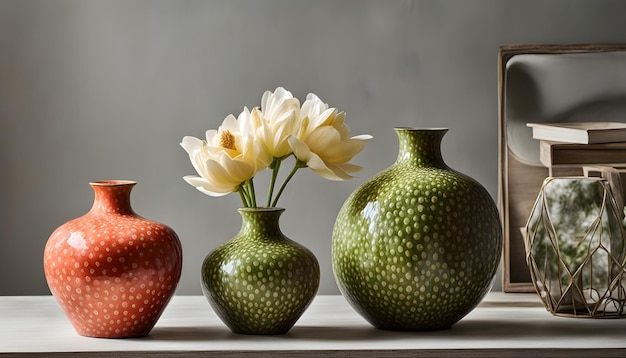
[181,110,271,197]
[181,87,372,207]
[253,87,301,158]
[288,93,372,181]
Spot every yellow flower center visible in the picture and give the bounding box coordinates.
[219,130,237,150]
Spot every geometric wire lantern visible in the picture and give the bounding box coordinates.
[524,177,626,318]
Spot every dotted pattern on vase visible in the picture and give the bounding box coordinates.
[202,208,320,335]
[332,129,502,331]
[43,181,183,338]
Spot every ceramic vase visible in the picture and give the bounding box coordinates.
[524,177,626,317]
[332,128,502,331]
[201,207,319,334]
[43,180,183,338]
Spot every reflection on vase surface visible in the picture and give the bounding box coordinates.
[525,177,626,317]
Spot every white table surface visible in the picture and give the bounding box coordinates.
[1,293,625,357]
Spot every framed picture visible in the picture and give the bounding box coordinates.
[498,43,626,292]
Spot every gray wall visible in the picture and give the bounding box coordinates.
[2,0,626,296]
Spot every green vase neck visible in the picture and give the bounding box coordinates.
[394,128,448,168]
[238,207,285,238]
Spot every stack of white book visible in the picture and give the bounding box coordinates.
[528,122,626,201]
[527,122,626,170]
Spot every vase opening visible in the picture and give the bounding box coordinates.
[90,180,137,187]
[394,127,449,133]
[238,207,286,212]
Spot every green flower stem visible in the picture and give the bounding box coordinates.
[238,187,251,208]
[247,178,257,207]
[271,159,307,208]
[266,158,282,207]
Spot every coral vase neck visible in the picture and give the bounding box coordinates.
[394,128,448,168]
[89,180,137,216]
[238,207,285,238]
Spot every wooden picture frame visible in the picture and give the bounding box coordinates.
[498,43,626,292]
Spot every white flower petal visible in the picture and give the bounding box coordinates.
[182,175,207,187]
[304,152,328,171]
[322,137,371,164]
[351,134,373,141]
[204,129,219,146]
[220,114,239,132]
[322,163,357,181]
[202,159,239,187]
[217,155,254,183]
[180,136,203,155]
[237,107,256,137]
[183,175,232,197]
[307,126,341,151]
[288,136,312,162]
[309,161,354,181]
[336,162,364,174]
[294,149,350,181]
[196,186,231,197]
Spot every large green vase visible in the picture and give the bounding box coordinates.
[332,128,502,331]
[202,207,320,334]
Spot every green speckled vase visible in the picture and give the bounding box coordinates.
[201,207,320,334]
[332,128,502,331]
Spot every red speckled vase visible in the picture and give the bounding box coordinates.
[43,180,183,338]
